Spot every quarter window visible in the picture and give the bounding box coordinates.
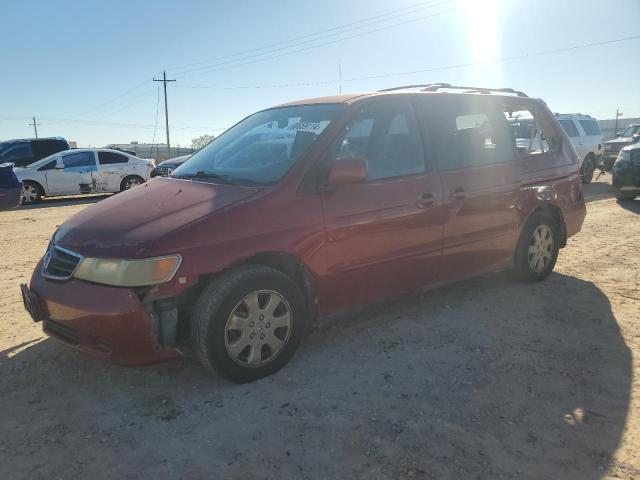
[505,108,561,156]
[98,151,129,164]
[559,120,580,138]
[62,151,96,169]
[335,101,425,181]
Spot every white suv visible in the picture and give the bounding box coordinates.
[555,114,603,184]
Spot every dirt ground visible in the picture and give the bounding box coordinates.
[0,178,638,480]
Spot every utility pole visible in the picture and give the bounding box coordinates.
[28,116,40,138]
[614,109,623,136]
[153,70,176,157]
[338,63,342,94]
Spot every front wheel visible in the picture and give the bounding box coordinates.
[580,155,595,184]
[190,265,308,382]
[514,212,560,282]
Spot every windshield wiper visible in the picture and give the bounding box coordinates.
[172,170,235,184]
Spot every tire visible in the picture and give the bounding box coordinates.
[580,155,595,184]
[191,265,308,382]
[614,190,637,201]
[21,181,43,204]
[513,212,560,283]
[120,175,144,192]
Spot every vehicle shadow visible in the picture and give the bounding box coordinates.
[617,198,640,214]
[19,194,111,210]
[0,273,631,479]
[582,177,614,203]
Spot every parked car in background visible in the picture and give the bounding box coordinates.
[0,162,22,209]
[0,137,70,168]
[555,114,603,183]
[15,148,155,204]
[22,84,586,382]
[603,124,640,171]
[612,143,640,201]
[152,154,191,177]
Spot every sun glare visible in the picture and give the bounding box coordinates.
[461,0,503,84]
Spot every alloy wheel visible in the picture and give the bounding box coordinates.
[224,290,292,367]
[21,184,39,204]
[528,225,554,273]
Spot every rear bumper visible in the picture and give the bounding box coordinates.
[29,264,178,366]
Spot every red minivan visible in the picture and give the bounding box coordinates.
[21,84,586,382]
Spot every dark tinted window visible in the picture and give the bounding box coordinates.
[335,100,425,181]
[559,120,580,137]
[578,120,601,136]
[98,151,129,164]
[417,96,514,171]
[62,151,95,169]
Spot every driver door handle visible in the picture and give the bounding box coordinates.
[449,187,466,201]
[416,192,436,209]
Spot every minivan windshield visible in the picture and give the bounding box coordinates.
[172,104,345,185]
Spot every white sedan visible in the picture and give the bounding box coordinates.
[15,149,155,204]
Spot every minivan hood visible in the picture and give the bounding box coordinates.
[55,177,262,258]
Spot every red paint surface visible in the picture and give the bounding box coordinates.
[29,92,586,366]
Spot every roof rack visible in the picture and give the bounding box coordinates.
[378,82,528,97]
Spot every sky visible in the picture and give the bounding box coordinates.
[1,0,638,148]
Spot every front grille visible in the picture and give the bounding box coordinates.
[43,319,79,345]
[155,165,173,177]
[42,245,82,280]
[631,150,640,164]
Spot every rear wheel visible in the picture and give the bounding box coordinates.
[120,175,144,192]
[580,155,596,184]
[514,212,560,282]
[21,181,43,204]
[190,265,308,382]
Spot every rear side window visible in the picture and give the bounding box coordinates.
[31,139,68,159]
[335,100,425,181]
[559,120,580,138]
[579,120,601,136]
[98,151,129,164]
[416,96,514,171]
[62,151,96,169]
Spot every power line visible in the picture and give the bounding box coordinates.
[166,0,453,76]
[173,34,640,91]
[69,79,150,120]
[150,86,161,158]
[175,2,456,80]
[37,116,227,131]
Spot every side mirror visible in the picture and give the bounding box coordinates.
[633,134,640,144]
[55,164,64,169]
[329,158,368,186]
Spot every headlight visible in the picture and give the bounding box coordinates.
[614,149,631,168]
[73,255,181,287]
